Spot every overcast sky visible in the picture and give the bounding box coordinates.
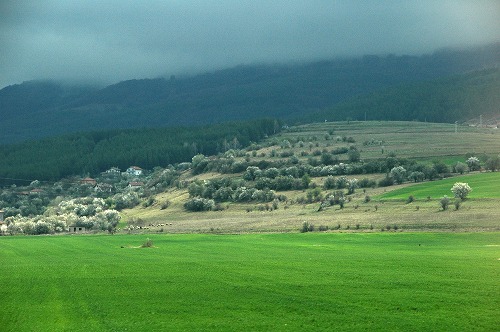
[1,0,499,89]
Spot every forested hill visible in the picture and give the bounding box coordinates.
[302,68,500,124]
[0,119,280,182]
[0,43,498,144]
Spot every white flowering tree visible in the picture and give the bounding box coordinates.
[466,157,481,172]
[4,197,121,235]
[347,178,358,195]
[390,166,407,184]
[451,182,472,200]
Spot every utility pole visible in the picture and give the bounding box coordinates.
[480,114,483,127]
[455,121,458,133]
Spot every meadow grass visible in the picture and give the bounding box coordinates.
[378,172,500,200]
[1,233,499,331]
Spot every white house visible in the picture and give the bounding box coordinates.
[126,166,143,176]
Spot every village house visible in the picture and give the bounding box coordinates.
[128,181,144,189]
[80,177,97,187]
[68,225,87,233]
[94,183,113,193]
[126,166,143,176]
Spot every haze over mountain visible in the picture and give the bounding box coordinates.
[0,43,499,144]
[1,1,499,89]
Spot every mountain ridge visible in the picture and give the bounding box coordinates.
[1,43,498,144]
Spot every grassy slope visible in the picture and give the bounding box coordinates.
[279,121,500,161]
[378,172,500,200]
[0,233,498,331]
[377,172,500,199]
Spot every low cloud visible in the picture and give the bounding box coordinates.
[1,0,499,88]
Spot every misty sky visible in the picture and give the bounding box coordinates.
[1,0,499,89]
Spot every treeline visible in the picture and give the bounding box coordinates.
[303,68,500,123]
[0,119,280,183]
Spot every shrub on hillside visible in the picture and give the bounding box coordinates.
[466,157,481,171]
[451,182,472,200]
[378,175,394,187]
[184,198,215,212]
[440,196,451,210]
[346,178,358,195]
[453,161,467,174]
[323,176,336,190]
[390,166,407,184]
[300,221,314,233]
[485,155,500,172]
[358,178,377,188]
[408,171,425,183]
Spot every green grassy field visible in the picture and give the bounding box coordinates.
[1,233,499,331]
[378,172,500,200]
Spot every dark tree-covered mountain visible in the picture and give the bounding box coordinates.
[0,43,498,143]
[302,68,500,124]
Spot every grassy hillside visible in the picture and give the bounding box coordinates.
[1,233,498,331]
[274,121,500,161]
[378,172,500,200]
[115,121,500,233]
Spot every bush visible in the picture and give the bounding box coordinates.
[466,157,481,171]
[358,178,377,188]
[300,221,314,233]
[348,149,361,163]
[142,197,155,208]
[160,200,171,210]
[451,182,472,200]
[346,178,358,195]
[331,147,349,155]
[440,196,451,210]
[408,171,425,183]
[485,155,500,172]
[184,198,215,212]
[323,176,336,190]
[378,175,394,187]
[454,161,467,174]
[390,166,407,184]
[141,238,153,248]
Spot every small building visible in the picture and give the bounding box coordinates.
[68,225,87,233]
[105,167,121,174]
[95,183,113,193]
[128,181,144,189]
[29,188,45,195]
[126,166,143,176]
[80,177,97,187]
